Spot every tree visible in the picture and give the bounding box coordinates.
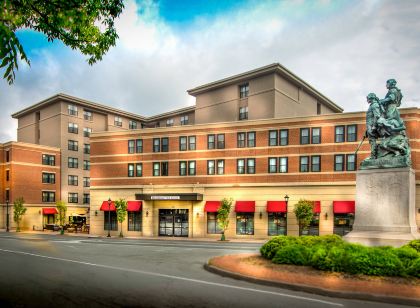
[1,0,124,84]
[56,200,67,235]
[293,199,314,236]
[114,198,127,238]
[217,197,233,241]
[13,197,26,232]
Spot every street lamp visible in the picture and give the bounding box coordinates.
[284,194,289,207]
[6,198,9,232]
[107,197,111,238]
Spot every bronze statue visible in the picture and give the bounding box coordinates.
[359,79,411,169]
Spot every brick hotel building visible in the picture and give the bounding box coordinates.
[1,63,419,238]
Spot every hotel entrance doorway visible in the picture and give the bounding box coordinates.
[158,209,189,237]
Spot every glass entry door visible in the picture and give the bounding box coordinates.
[159,209,189,237]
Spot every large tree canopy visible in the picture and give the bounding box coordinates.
[0,0,124,84]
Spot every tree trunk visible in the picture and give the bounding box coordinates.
[220,231,225,241]
[119,223,123,237]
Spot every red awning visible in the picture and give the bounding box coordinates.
[42,208,58,215]
[235,201,255,213]
[100,201,116,211]
[333,201,355,214]
[127,201,142,212]
[266,201,287,213]
[204,201,221,212]
[313,201,321,213]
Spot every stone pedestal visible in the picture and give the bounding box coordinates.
[344,167,419,247]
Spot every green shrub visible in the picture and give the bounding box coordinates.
[272,244,309,266]
[392,247,419,270]
[403,239,420,253]
[311,244,346,272]
[407,258,420,278]
[260,236,299,259]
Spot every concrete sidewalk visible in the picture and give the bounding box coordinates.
[0,229,267,243]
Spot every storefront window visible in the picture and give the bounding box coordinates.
[333,213,354,236]
[268,213,287,236]
[128,212,142,231]
[236,213,254,235]
[104,211,117,231]
[207,213,222,234]
[300,213,320,236]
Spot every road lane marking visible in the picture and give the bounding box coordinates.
[0,248,342,307]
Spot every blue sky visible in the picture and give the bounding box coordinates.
[1,0,419,142]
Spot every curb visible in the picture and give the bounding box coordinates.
[204,262,420,307]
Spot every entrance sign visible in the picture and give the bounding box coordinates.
[136,193,203,201]
[151,196,180,200]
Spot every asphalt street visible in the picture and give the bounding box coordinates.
[0,233,412,308]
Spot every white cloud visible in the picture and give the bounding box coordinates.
[0,0,419,143]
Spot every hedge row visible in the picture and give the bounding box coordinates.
[260,235,420,278]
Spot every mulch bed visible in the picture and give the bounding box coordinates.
[208,253,420,301]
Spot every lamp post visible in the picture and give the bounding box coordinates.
[6,198,9,232]
[284,194,289,207]
[107,197,111,238]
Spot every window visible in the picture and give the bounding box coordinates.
[68,140,78,151]
[83,160,90,170]
[129,120,137,129]
[136,163,143,177]
[237,159,245,174]
[188,136,196,150]
[83,177,90,187]
[300,128,310,145]
[180,115,189,125]
[42,173,55,184]
[6,150,9,162]
[239,83,249,98]
[335,126,345,143]
[179,161,187,176]
[188,161,196,175]
[279,157,288,173]
[161,137,169,152]
[334,154,345,171]
[83,127,92,137]
[346,154,357,171]
[128,164,135,177]
[68,123,78,134]
[136,139,143,153]
[84,110,92,121]
[236,213,254,235]
[68,157,78,168]
[68,193,78,203]
[239,106,248,120]
[84,144,90,154]
[207,160,215,175]
[247,132,256,147]
[161,162,169,176]
[153,138,160,152]
[6,170,9,181]
[347,125,357,142]
[300,156,309,172]
[247,158,255,174]
[5,190,9,202]
[207,212,222,234]
[269,130,278,146]
[68,104,78,116]
[166,118,174,127]
[217,160,225,175]
[104,211,117,231]
[128,212,142,231]
[42,191,55,203]
[153,162,160,176]
[179,136,187,151]
[68,175,78,186]
[311,156,321,172]
[83,194,90,204]
[217,134,225,149]
[42,154,55,166]
[237,132,246,148]
[311,127,321,144]
[114,116,122,127]
[207,134,215,149]
[317,102,321,115]
[279,129,288,146]
[268,158,277,173]
[128,140,135,153]
[268,213,287,236]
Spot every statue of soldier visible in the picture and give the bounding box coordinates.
[365,93,382,159]
[380,78,403,121]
